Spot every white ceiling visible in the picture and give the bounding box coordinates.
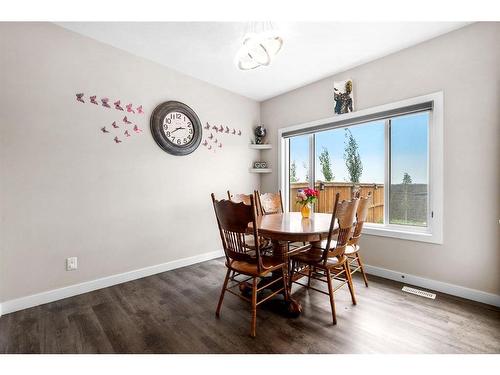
[57,22,469,101]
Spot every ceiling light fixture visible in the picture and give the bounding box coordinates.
[236,22,283,71]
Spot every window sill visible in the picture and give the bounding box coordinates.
[362,224,442,244]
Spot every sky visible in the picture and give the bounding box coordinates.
[289,112,429,184]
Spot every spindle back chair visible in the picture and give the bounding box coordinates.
[290,193,359,325]
[346,192,372,286]
[255,190,284,215]
[211,193,288,337]
[227,190,272,255]
[227,191,252,205]
[213,194,263,270]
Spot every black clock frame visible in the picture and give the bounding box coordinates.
[150,101,202,156]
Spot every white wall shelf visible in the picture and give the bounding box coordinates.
[249,168,272,174]
[249,141,272,174]
[249,144,272,150]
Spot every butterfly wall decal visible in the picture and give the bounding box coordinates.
[218,125,224,133]
[208,133,214,140]
[114,100,123,111]
[204,122,210,130]
[101,126,110,133]
[231,128,236,135]
[101,98,110,108]
[133,125,143,133]
[225,126,230,133]
[124,130,131,137]
[126,104,135,113]
[237,130,242,136]
[76,93,85,103]
[123,116,132,124]
[114,136,122,143]
[202,140,208,146]
[74,93,143,116]
[112,121,119,128]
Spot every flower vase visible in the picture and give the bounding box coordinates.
[300,203,311,219]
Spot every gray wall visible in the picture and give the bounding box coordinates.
[0,23,260,302]
[261,22,500,295]
[1,22,498,305]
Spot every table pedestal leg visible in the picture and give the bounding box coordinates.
[270,240,302,317]
[237,240,302,317]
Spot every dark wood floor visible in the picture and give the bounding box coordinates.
[1,257,499,354]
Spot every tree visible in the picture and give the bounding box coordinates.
[318,147,334,182]
[344,128,363,183]
[402,172,413,185]
[302,161,309,182]
[402,172,413,222]
[290,160,298,182]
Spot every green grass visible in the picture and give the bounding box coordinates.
[389,219,427,227]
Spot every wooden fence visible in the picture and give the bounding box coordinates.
[290,182,384,223]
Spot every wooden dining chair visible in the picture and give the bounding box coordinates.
[255,190,284,216]
[211,193,289,337]
[255,189,309,257]
[289,193,359,325]
[345,192,372,287]
[227,191,253,206]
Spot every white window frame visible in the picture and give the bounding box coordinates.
[278,92,443,244]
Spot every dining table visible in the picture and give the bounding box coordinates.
[247,211,337,317]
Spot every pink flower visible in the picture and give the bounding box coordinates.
[296,188,319,206]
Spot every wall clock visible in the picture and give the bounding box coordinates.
[150,101,202,156]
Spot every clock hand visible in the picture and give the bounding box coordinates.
[171,127,185,133]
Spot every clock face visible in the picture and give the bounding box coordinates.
[150,101,202,156]
[162,111,194,146]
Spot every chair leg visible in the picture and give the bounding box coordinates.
[325,269,337,325]
[250,277,258,338]
[356,253,369,287]
[281,267,289,301]
[344,263,357,305]
[307,266,313,288]
[289,260,295,290]
[216,268,231,317]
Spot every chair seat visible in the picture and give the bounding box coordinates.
[292,248,347,269]
[317,239,333,250]
[228,257,285,276]
[345,244,360,254]
[317,240,359,254]
[244,235,272,251]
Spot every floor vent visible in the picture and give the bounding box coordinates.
[402,286,436,300]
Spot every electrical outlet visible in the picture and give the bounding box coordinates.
[66,257,78,271]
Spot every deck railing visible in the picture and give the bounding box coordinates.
[290,182,384,223]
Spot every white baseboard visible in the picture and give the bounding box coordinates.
[2,253,498,317]
[0,249,224,316]
[364,264,500,307]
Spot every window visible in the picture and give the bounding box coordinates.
[314,121,384,221]
[288,134,311,212]
[389,112,429,227]
[279,92,443,244]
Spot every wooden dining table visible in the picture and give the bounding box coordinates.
[248,211,337,316]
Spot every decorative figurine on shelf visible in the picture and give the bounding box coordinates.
[253,161,268,169]
[254,125,267,144]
